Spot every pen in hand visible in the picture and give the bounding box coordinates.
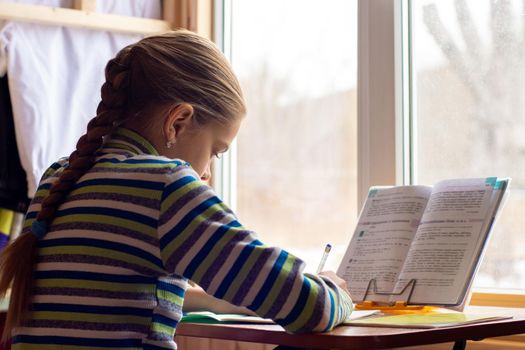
[316,243,332,274]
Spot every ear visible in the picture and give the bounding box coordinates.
[163,103,195,144]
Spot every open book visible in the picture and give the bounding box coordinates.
[337,177,509,308]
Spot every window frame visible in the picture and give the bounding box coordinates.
[213,0,524,308]
[211,0,237,209]
[357,0,401,206]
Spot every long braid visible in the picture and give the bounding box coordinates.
[0,48,133,340]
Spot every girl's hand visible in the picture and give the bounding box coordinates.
[318,271,350,295]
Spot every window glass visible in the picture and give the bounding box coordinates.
[230,0,358,271]
[412,0,525,289]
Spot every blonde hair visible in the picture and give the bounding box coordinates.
[0,30,245,340]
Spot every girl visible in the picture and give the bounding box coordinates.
[0,30,352,349]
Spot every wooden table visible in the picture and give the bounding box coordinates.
[176,313,525,350]
[1,307,524,349]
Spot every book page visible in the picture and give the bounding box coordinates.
[337,186,432,303]
[452,179,509,310]
[394,178,498,305]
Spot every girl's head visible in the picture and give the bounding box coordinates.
[0,30,245,339]
[118,31,246,178]
[143,103,242,180]
[47,29,246,219]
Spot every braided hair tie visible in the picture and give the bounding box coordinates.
[31,220,49,239]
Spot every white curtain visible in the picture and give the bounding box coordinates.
[0,0,160,197]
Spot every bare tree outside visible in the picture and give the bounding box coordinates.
[416,0,525,288]
[231,0,358,270]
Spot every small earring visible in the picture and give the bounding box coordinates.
[166,141,173,149]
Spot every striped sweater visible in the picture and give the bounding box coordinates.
[12,127,352,349]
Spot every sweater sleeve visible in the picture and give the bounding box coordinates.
[158,166,352,333]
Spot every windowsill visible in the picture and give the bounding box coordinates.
[470,290,525,308]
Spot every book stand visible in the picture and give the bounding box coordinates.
[355,278,438,313]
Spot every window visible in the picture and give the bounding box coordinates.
[226,0,358,271]
[411,0,525,291]
[217,0,525,303]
